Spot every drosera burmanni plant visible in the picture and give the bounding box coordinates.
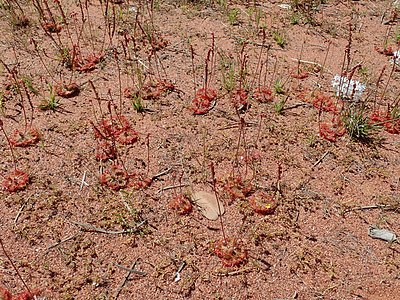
[191,34,218,115]
[0,119,29,193]
[210,162,248,267]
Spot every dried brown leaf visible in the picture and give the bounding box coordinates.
[192,191,224,220]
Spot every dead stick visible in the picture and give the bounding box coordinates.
[214,267,252,276]
[46,233,81,251]
[70,220,146,234]
[114,260,144,300]
[312,151,330,169]
[345,204,393,213]
[156,183,189,194]
[114,262,146,276]
[14,194,33,225]
[152,167,172,181]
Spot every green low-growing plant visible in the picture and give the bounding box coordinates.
[290,0,325,25]
[219,54,236,93]
[274,96,289,115]
[273,79,285,95]
[272,30,286,48]
[290,12,301,25]
[132,94,145,112]
[342,107,377,141]
[357,66,369,81]
[38,85,59,111]
[228,8,240,25]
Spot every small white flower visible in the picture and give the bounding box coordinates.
[129,5,137,13]
[390,50,400,66]
[331,74,366,101]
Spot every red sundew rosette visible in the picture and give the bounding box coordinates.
[370,111,400,134]
[248,191,277,215]
[95,141,117,162]
[54,82,79,98]
[253,86,273,103]
[220,175,253,203]
[98,116,131,139]
[9,127,40,147]
[2,169,29,192]
[100,164,129,191]
[168,194,193,215]
[312,92,339,114]
[191,88,217,115]
[127,173,152,190]
[213,238,248,267]
[232,88,250,111]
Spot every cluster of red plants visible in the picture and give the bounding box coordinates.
[0,287,42,300]
[319,117,346,142]
[168,193,193,215]
[68,46,103,72]
[232,88,251,112]
[100,164,152,191]
[248,191,278,215]
[213,238,248,267]
[290,67,309,79]
[299,91,347,142]
[370,110,400,134]
[95,141,117,162]
[9,126,40,147]
[54,82,79,98]
[191,88,217,115]
[124,79,175,100]
[312,92,341,114]
[219,175,253,204]
[252,86,273,103]
[0,120,30,193]
[92,115,138,146]
[1,169,29,193]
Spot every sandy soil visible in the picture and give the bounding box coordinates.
[0,0,399,299]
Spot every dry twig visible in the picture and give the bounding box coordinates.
[114,260,146,300]
[70,220,146,234]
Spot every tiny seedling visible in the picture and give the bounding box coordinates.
[227,8,240,26]
[132,94,145,113]
[272,30,286,48]
[273,79,285,95]
[274,96,289,115]
[38,85,59,111]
